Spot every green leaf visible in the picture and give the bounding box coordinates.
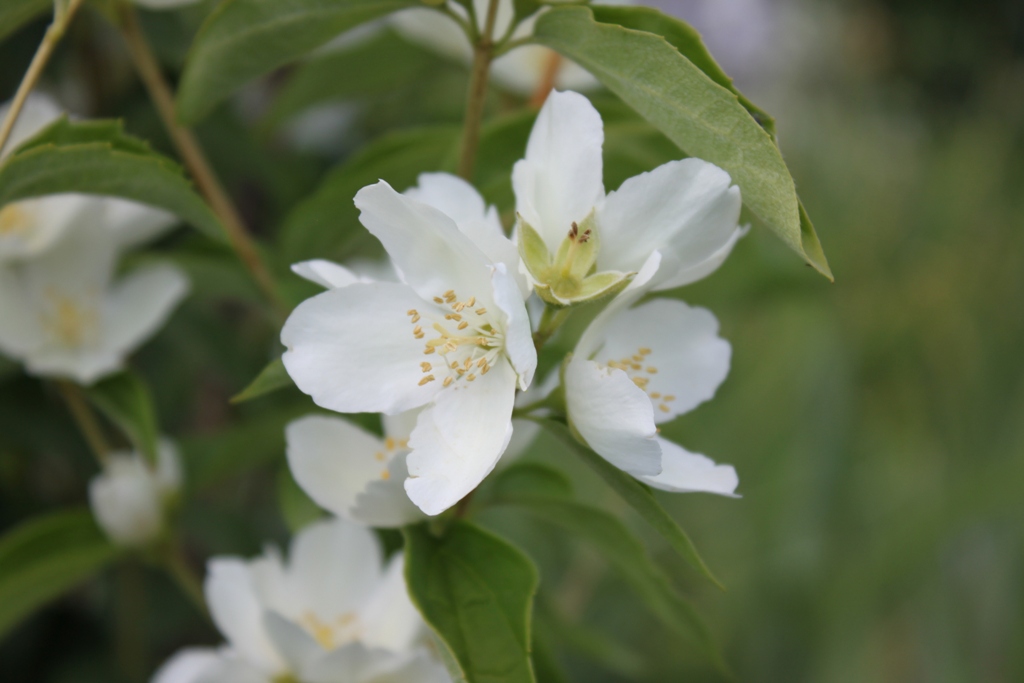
[276,465,325,533]
[590,6,776,139]
[264,29,434,130]
[489,464,729,675]
[85,370,160,465]
[230,357,291,404]
[532,7,832,280]
[0,0,50,44]
[404,521,539,683]
[537,419,725,590]
[0,509,120,640]
[281,126,459,263]
[177,0,419,124]
[0,118,225,241]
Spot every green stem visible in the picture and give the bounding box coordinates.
[162,541,209,619]
[115,2,287,320]
[457,0,501,180]
[0,0,85,157]
[56,381,110,466]
[533,304,572,350]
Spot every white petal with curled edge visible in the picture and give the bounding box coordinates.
[351,453,424,528]
[291,260,367,290]
[151,648,225,683]
[263,611,322,675]
[405,360,517,515]
[281,282,440,415]
[358,552,423,653]
[491,263,536,389]
[655,225,748,291]
[512,90,605,252]
[205,558,284,672]
[286,518,383,623]
[597,159,741,284]
[354,181,495,306]
[102,198,178,250]
[564,356,661,476]
[639,438,739,497]
[104,263,189,359]
[285,415,388,521]
[593,298,731,422]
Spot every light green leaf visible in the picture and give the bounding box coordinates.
[0,509,120,640]
[264,29,434,130]
[177,0,419,124]
[404,521,538,683]
[489,463,729,675]
[85,370,160,465]
[532,7,832,280]
[231,357,291,404]
[0,0,50,44]
[281,126,459,263]
[537,418,724,590]
[0,117,225,241]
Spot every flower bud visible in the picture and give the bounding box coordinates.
[88,440,181,547]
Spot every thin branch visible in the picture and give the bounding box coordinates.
[116,3,287,318]
[0,0,85,156]
[56,380,110,466]
[457,0,502,180]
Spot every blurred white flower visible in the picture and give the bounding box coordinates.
[564,253,738,496]
[282,173,536,515]
[89,439,181,546]
[132,0,202,10]
[151,517,450,683]
[0,208,188,384]
[391,0,631,96]
[514,90,745,305]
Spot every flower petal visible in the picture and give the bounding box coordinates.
[286,518,383,621]
[104,263,189,359]
[597,159,741,285]
[205,558,283,672]
[594,298,731,422]
[0,267,43,357]
[263,611,322,675]
[152,648,266,683]
[300,642,400,683]
[405,359,517,515]
[102,198,179,250]
[351,453,424,528]
[0,92,61,159]
[281,282,441,415]
[290,260,366,290]
[353,181,495,307]
[639,438,739,497]
[491,263,536,389]
[0,195,91,262]
[575,250,661,359]
[512,90,605,252]
[564,356,661,476]
[358,552,423,653]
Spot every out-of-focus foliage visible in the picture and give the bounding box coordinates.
[0,1,1022,682]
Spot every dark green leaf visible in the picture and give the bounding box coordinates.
[489,464,729,675]
[0,509,120,640]
[0,118,225,241]
[537,419,724,590]
[404,521,538,683]
[281,125,459,263]
[264,29,434,130]
[0,0,50,44]
[532,7,832,280]
[177,0,419,124]
[85,370,160,465]
[230,357,291,404]
[534,594,646,679]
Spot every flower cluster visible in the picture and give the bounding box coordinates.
[281,89,742,523]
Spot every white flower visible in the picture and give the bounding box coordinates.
[0,94,93,262]
[564,253,739,496]
[391,0,631,96]
[282,173,536,516]
[0,207,188,384]
[89,439,181,546]
[513,90,745,305]
[151,518,450,683]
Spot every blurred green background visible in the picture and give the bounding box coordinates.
[1,0,1022,681]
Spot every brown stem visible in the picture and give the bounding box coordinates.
[57,380,111,466]
[528,51,563,109]
[116,4,286,318]
[0,0,85,156]
[457,0,502,180]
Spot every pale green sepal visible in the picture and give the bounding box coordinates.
[516,215,551,276]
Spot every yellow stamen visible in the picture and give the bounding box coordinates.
[407,309,417,316]
[424,347,435,355]
[647,367,658,374]
[385,437,396,450]
[433,296,444,304]
[639,347,652,355]
[443,376,454,387]
[650,392,661,399]
[457,321,469,330]
[664,395,676,402]
[421,362,432,372]
[374,451,385,461]
[411,313,420,323]
[467,296,476,306]
[381,470,391,480]
[659,404,670,413]
[418,375,435,386]
[467,374,476,381]
[475,307,487,315]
